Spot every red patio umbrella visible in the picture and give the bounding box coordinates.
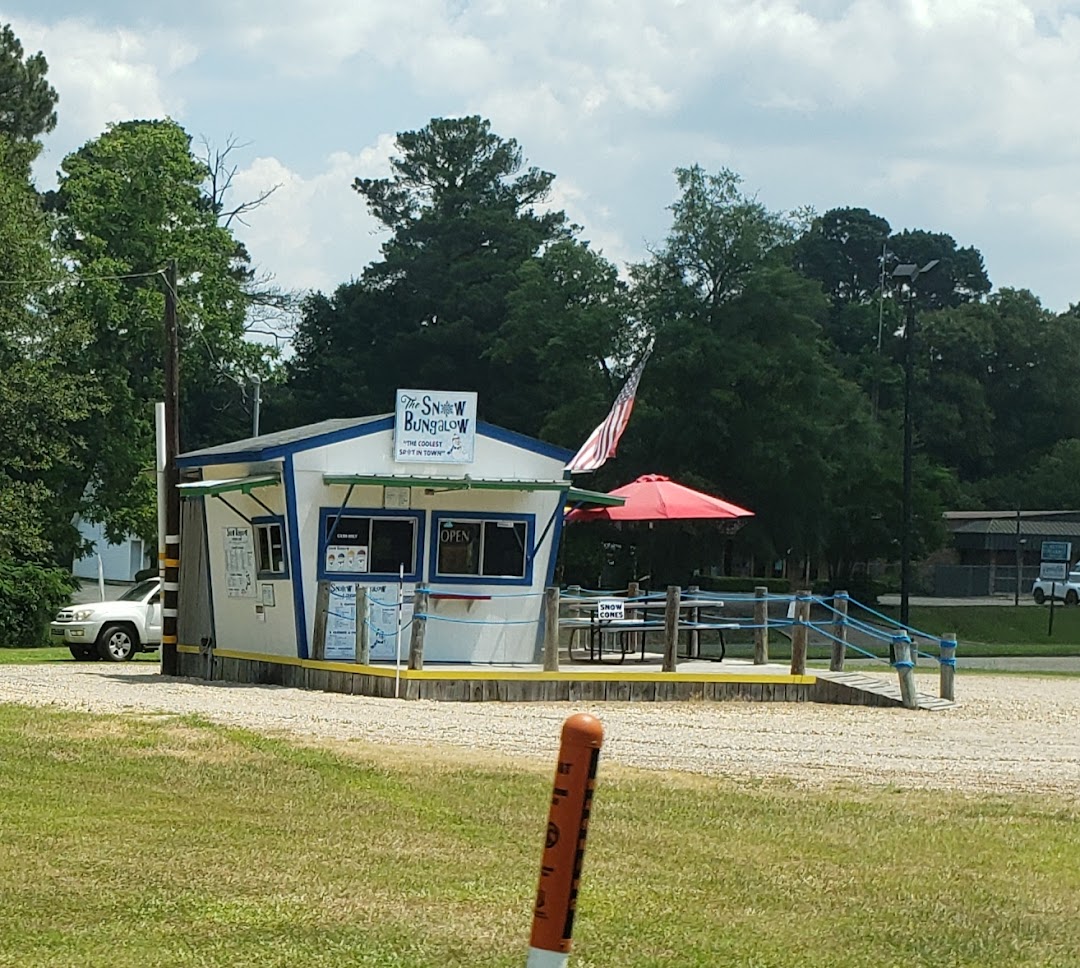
[565,474,754,523]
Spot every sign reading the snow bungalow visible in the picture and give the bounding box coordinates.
[394,389,477,464]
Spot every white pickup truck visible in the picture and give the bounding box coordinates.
[1031,568,1080,606]
[50,578,162,661]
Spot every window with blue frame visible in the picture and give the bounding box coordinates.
[253,516,288,578]
[432,513,533,584]
[320,509,422,581]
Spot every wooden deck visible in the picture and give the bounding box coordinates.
[175,646,952,709]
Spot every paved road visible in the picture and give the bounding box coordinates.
[877,594,1040,607]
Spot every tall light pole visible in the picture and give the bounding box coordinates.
[892,259,939,628]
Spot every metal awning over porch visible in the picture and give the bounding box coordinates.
[322,473,624,506]
[177,474,280,498]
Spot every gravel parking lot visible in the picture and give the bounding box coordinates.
[1,664,1078,795]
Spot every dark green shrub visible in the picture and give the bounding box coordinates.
[811,574,890,607]
[0,560,76,647]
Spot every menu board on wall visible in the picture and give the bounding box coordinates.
[323,583,416,662]
[223,526,256,598]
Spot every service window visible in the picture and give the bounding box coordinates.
[253,518,288,578]
[434,516,530,582]
[321,511,420,579]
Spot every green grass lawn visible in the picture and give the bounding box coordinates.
[0,704,1077,967]
[0,646,159,664]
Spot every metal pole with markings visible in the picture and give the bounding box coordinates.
[527,714,604,968]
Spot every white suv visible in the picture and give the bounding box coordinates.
[50,578,163,661]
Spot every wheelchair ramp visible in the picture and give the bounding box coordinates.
[813,669,955,711]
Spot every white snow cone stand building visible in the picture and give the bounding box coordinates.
[173,390,616,695]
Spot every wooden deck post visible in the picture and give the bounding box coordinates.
[662,585,680,672]
[830,590,849,672]
[789,590,811,676]
[687,584,700,658]
[311,581,330,661]
[543,586,560,672]
[753,585,769,664]
[408,589,429,670]
[939,632,957,701]
[355,585,369,664]
[627,580,641,657]
[893,633,918,709]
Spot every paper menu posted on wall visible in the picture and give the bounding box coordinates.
[324,582,416,661]
[324,583,358,661]
[223,526,256,598]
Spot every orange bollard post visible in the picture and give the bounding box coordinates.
[526,713,604,968]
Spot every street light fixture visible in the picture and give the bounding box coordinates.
[892,259,939,628]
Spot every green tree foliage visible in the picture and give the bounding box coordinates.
[888,228,991,310]
[51,119,270,545]
[489,239,631,442]
[0,134,101,562]
[1018,439,1080,509]
[621,168,902,581]
[918,289,1080,488]
[286,115,614,432]
[0,24,58,149]
[795,207,891,307]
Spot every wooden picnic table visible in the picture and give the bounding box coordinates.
[562,598,739,663]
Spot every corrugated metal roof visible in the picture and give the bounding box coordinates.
[945,509,1080,520]
[952,519,1080,537]
[180,415,389,460]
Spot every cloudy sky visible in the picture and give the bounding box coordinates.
[7,1,1080,318]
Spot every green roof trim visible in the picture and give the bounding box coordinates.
[566,486,625,507]
[323,474,625,506]
[177,474,280,498]
[324,473,567,492]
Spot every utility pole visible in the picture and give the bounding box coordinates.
[900,290,915,628]
[893,260,939,629]
[162,259,180,675]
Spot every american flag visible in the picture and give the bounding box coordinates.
[566,349,652,474]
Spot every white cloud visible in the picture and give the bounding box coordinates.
[10,1,1080,308]
[10,15,195,185]
[231,136,397,294]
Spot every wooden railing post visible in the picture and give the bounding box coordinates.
[939,632,957,701]
[687,584,701,658]
[311,581,330,661]
[627,580,641,658]
[543,586,560,672]
[830,590,849,672]
[893,633,918,709]
[407,589,429,670]
[789,590,811,676]
[355,585,369,664]
[662,585,680,672]
[753,585,769,665]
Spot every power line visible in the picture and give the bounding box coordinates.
[0,268,166,287]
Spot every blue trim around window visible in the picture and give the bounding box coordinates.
[251,515,290,580]
[428,510,536,587]
[283,455,308,659]
[317,507,426,583]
